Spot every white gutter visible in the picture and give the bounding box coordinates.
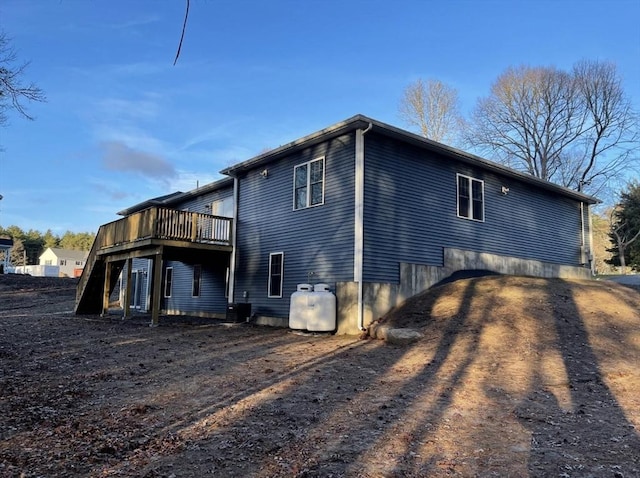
[355,123,372,331]
[228,177,239,303]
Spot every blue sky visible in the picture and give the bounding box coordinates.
[0,0,639,234]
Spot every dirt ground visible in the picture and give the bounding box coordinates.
[0,273,639,478]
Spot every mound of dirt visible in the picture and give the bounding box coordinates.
[1,274,639,477]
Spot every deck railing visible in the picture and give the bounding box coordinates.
[97,207,232,249]
[76,207,232,306]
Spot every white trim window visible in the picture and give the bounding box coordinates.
[268,252,284,298]
[192,264,202,298]
[457,174,484,221]
[294,157,325,210]
[164,267,173,298]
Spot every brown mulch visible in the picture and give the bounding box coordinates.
[0,273,638,477]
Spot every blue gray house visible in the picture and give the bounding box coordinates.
[75,115,597,334]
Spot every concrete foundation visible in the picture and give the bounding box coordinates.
[335,247,592,335]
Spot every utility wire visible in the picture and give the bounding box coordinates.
[173,0,190,66]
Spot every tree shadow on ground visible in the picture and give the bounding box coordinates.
[116,277,490,477]
[515,280,640,476]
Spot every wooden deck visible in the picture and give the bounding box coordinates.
[75,207,233,318]
[97,207,232,252]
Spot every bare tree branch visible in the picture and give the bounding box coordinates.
[398,78,462,144]
[465,62,639,195]
[0,31,46,126]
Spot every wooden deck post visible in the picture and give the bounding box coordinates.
[123,257,132,319]
[101,260,111,317]
[150,251,163,327]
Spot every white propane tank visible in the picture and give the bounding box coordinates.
[289,284,313,330]
[307,283,336,332]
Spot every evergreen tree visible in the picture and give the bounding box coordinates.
[10,238,25,266]
[607,182,640,272]
[0,225,94,266]
[43,229,59,249]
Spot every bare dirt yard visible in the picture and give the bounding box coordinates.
[1,273,639,478]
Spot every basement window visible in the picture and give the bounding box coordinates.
[294,157,325,210]
[268,252,284,298]
[457,174,484,221]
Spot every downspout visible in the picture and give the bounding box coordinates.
[228,176,239,303]
[580,202,585,265]
[587,203,595,275]
[579,201,594,274]
[355,122,373,331]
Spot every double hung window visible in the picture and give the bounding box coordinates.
[268,252,284,298]
[294,157,324,210]
[457,174,484,221]
[192,264,202,297]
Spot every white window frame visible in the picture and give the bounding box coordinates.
[164,267,173,298]
[457,173,485,222]
[192,264,202,298]
[268,252,284,298]
[293,156,325,210]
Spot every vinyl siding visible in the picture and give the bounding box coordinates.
[160,184,234,315]
[170,185,234,214]
[362,133,586,283]
[234,134,356,318]
[162,260,229,315]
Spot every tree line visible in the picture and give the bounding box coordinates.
[0,226,94,267]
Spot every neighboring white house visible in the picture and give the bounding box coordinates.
[39,247,89,277]
[0,237,12,273]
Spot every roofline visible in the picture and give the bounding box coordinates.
[220,114,370,176]
[41,247,89,258]
[117,176,234,216]
[161,176,234,206]
[220,114,599,205]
